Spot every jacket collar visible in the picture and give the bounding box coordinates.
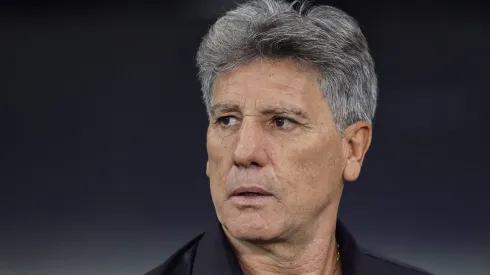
[193,219,362,275]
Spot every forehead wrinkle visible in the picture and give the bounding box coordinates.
[223,63,315,93]
[260,59,320,92]
[249,71,312,96]
[214,61,324,119]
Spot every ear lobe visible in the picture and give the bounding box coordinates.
[341,122,372,182]
[206,161,210,177]
[343,161,361,182]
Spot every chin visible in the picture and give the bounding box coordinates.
[221,211,282,242]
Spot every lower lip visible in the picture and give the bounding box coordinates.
[230,195,274,206]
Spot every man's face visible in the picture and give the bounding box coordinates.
[206,59,351,242]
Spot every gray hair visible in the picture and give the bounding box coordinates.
[196,0,378,132]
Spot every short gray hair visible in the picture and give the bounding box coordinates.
[196,0,378,132]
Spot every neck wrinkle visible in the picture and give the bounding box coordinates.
[224,203,340,275]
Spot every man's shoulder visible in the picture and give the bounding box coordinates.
[143,233,204,275]
[142,232,435,275]
[359,248,434,275]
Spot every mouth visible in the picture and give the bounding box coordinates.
[229,187,275,207]
[237,192,269,196]
[230,186,273,197]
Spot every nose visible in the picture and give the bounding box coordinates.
[233,119,268,168]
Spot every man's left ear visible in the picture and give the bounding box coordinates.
[342,121,372,182]
[206,161,210,178]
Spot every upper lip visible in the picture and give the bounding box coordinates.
[230,186,273,196]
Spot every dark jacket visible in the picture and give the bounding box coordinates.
[145,220,433,275]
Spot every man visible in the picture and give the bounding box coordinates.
[146,0,433,274]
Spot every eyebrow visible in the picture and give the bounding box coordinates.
[210,103,241,117]
[210,102,309,120]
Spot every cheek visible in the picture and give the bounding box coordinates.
[276,137,344,207]
[207,130,230,167]
[207,132,234,194]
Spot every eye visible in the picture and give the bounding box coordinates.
[273,117,296,129]
[216,116,239,127]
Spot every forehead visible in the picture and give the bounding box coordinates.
[213,59,323,106]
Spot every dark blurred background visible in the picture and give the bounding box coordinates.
[1,0,489,274]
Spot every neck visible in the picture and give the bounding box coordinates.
[224,203,341,275]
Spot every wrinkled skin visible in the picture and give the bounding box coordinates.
[205,58,372,274]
